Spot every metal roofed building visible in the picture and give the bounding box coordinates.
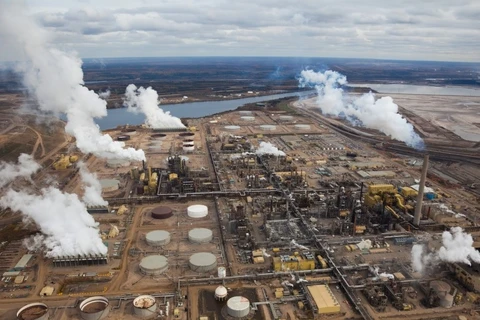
[307,285,341,314]
[13,254,33,271]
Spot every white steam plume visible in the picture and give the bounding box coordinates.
[77,162,108,206]
[0,187,107,257]
[438,227,480,264]
[98,89,111,100]
[124,84,185,129]
[0,3,145,161]
[411,227,480,273]
[256,142,286,156]
[0,154,41,188]
[298,70,424,149]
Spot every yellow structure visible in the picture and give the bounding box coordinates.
[401,186,418,198]
[273,253,315,271]
[169,173,178,181]
[188,126,197,132]
[307,285,341,314]
[253,257,265,264]
[316,255,328,269]
[367,184,396,195]
[252,249,263,257]
[53,154,78,170]
[117,205,128,216]
[14,276,24,284]
[40,286,55,296]
[108,225,119,238]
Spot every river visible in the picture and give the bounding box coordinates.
[94,91,314,130]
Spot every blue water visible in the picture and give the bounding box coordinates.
[95,91,314,130]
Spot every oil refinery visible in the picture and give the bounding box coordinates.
[1,108,480,320]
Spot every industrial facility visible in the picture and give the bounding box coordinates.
[1,103,480,320]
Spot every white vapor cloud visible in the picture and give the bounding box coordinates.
[98,89,111,99]
[256,142,286,156]
[0,2,145,161]
[77,162,108,206]
[298,69,424,149]
[124,84,185,129]
[0,154,41,188]
[411,227,480,273]
[0,187,107,257]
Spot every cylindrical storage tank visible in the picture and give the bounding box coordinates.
[151,206,173,219]
[240,116,255,121]
[17,303,49,320]
[122,128,137,135]
[218,266,226,278]
[139,255,168,275]
[100,179,120,192]
[188,228,213,243]
[79,296,110,320]
[279,115,293,121]
[215,285,228,301]
[259,125,276,131]
[179,132,195,137]
[227,296,250,318]
[187,205,208,218]
[294,124,311,130]
[189,252,217,272]
[183,145,195,152]
[146,230,171,246]
[133,295,157,318]
[430,281,454,308]
[107,159,131,168]
[117,135,131,141]
[151,133,167,140]
[183,139,194,146]
[239,110,252,115]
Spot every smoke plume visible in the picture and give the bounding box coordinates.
[77,162,108,206]
[411,227,480,273]
[256,142,286,156]
[124,84,185,129]
[0,187,107,257]
[0,154,41,188]
[98,89,111,100]
[0,2,145,161]
[298,70,424,149]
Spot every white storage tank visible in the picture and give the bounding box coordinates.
[215,285,228,301]
[146,230,171,246]
[224,125,241,131]
[187,205,208,218]
[79,296,110,320]
[430,280,454,308]
[133,295,157,318]
[188,228,213,243]
[189,252,217,272]
[139,255,168,275]
[240,116,255,121]
[227,296,251,318]
[17,303,49,320]
[294,124,311,130]
[259,125,276,131]
[183,145,195,152]
[218,266,227,278]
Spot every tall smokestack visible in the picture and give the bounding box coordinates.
[413,154,429,226]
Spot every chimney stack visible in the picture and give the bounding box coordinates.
[413,154,429,226]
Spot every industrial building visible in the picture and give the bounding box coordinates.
[307,285,341,314]
[272,252,316,271]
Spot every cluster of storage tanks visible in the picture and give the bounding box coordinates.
[17,295,163,319]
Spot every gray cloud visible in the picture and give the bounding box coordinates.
[14,0,477,61]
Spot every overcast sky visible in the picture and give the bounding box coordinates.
[11,0,480,61]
